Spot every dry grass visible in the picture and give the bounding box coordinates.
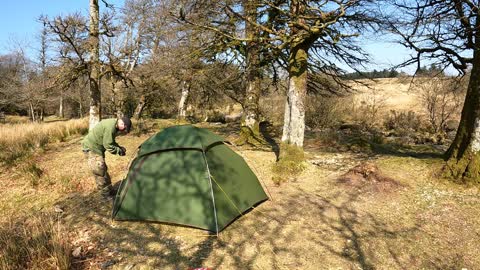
[0,212,71,270]
[0,118,88,165]
[0,106,479,269]
[3,115,31,124]
[350,78,422,112]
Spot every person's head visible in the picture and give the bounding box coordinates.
[117,117,132,134]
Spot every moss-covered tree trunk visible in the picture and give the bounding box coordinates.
[238,0,265,145]
[88,0,101,130]
[281,43,308,148]
[273,39,309,184]
[444,48,480,184]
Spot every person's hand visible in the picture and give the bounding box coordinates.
[119,146,126,156]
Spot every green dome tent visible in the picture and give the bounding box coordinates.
[112,125,269,233]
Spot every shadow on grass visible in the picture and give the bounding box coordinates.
[259,121,280,160]
[304,129,445,160]
[370,142,445,159]
[52,183,445,269]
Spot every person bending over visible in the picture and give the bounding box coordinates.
[82,117,132,198]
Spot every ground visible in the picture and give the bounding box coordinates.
[1,118,479,270]
[0,78,477,269]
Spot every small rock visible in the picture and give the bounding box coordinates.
[72,246,82,257]
[53,205,64,213]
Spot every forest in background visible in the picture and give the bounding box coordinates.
[1,0,480,182]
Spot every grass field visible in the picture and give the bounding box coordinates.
[1,80,479,269]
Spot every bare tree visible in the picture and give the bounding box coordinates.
[356,86,388,128]
[386,0,480,183]
[177,0,268,142]
[101,0,153,117]
[0,54,24,113]
[41,13,90,119]
[88,0,101,129]
[417,78,463,134]
[239,0,267,145]
[9,41,50,122]
[180,0,378,156]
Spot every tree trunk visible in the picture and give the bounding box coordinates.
[29,102,36,122]
[281,44,308,147]
[444,50,480,184]
[39,107,44,122]
[237,0,265,145]
[79,95,84,118]
[133,94,146,120]
[112,79,124,118]
[88,0,101,130]
[178,81,190,120]
[59,93,64,118]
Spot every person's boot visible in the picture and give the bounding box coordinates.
[100,186,115,201]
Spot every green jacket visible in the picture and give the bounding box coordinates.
[82,119,123,157]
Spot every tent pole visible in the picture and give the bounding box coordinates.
[202,150,220,236]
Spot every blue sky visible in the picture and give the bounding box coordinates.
[0,0,124,54]
[0,1,415,73]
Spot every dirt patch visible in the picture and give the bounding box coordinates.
[337,162,404,194]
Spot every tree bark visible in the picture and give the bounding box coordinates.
[133,94,146,120]
[281,43,308,147]
[59,92,64,118]
[29,102,36,122]
[111,79,124,118]
[78,87,84,117]
[178,80,190,120]
[241,0,262,136]
[280,0,310,149]
[88,0,101,130]
[39,107,44,122]
[444,49,480,183]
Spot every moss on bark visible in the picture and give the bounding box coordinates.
[442,50,480,185]
[272,143,306,185]
[443,147,480,185]
[235,122,267,146]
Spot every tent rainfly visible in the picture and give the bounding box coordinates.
[112,125,269,233]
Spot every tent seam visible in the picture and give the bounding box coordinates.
[202,150,220,235]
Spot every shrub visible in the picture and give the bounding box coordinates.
[259,95,285,126]
[352,87,388,128]
[384,110,422,135]
[305,95,351,129]
[416,77,464,133]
